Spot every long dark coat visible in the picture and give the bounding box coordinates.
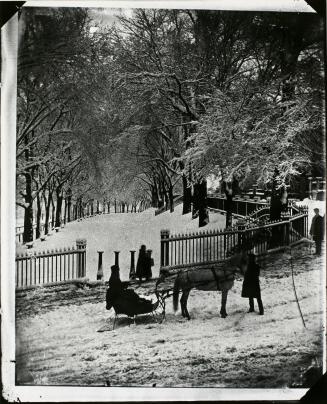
[310,215,324,241]
[241,262,261,298]
[106,267,152,316]
[136,246,152,279]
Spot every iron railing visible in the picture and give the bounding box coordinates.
[160,213,308,271]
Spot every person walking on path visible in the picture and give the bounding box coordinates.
[310,208,324,255]
[136,245,152,283]
[241,253,264,315]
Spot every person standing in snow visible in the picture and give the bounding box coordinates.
[310,208,324,255]
[241,253,264,315]
[136,245,152,283]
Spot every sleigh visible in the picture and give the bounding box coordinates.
[111,298,162,330]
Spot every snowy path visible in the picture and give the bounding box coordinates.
[16,250,324,387]
[16,206,226,281]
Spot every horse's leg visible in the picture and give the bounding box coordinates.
[220,290,228,318]
[181,289,191,320]
[180,291,186,318]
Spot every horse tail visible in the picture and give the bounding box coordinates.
[173,275,181,312]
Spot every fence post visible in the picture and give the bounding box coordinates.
[76,238,87,278]
[114,250,120,267]
[129,250,136,279]
[97,251,104,280]
[160,229,170,267]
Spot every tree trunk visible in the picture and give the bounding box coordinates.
[67,195,72,222]
[90,200,94,216]
[225,194,233,228]
[192,184,199,219]
[22,135,34,243]
[23,173,34,242]
[79,199,83,218]
[96,200,99,214]
[43,192,51,235]
[197,180,209,227]
[168,185,174,213]
[182,174,192,214]
[64,198,67,224]
[55,188,63,227]
[51,196,55,228]
[223,181,234,229]
[107,201,110,213]
[36,193,41,239]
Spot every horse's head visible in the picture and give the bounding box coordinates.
[226,249,248,275]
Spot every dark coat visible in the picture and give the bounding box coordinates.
[106,269,153,316]
[241,262,261,298]
[310,215,324,241]
[136,247,152,279]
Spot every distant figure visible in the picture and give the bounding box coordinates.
[241,253,264,315]
[136,245,152,283]
[106,265,155,316]
[310,208,324,255]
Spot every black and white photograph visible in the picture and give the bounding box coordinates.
[1,0,326,401]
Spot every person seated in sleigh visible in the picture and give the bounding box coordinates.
[106,265,158,316]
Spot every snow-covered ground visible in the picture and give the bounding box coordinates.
[15,200,325,387]
[16,206,226,281]
[16,247,324,387]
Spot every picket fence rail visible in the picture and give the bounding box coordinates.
[15,239,86,289]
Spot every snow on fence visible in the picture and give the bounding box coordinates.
[207,194,268,217]
[15,239,87,289]
[160,212,308,271]
[207,194,302,219]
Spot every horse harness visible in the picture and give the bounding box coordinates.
[210,268,220,290]
[210,267,230,291]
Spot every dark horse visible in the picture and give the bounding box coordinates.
[172,251,247,319]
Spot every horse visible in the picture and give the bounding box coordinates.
[172,250,247,320]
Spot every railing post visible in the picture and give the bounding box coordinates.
[286,220,290,246]
[237,220,246,251]
[114,250,120,267]
[129,250,136,279]
[76,238,87,278]
[160,229,170,267]
[97,251,104,280]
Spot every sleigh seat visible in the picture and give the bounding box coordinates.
[111,299,161,330]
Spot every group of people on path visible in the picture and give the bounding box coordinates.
[106,243,265,318]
